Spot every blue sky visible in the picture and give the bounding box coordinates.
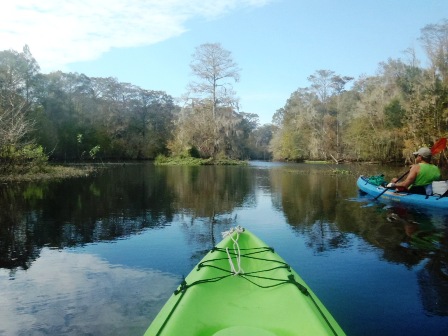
[2,1,448,124]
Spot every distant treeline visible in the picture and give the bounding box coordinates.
[0,45,271,174]
[1,19,448,175]
[271,20,448,164]
[0,45,176,165]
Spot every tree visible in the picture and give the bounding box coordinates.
[303,70,353,159]
[188,43,240,118]
[270,89,316,161]
[0,46,46,173]
[248,123,274,160]
[130,89,176,158]
[419,20,448,85]
[21,45,40,102]
[330,75,354,157]
[171,43,243,159]
[307,70,335,105]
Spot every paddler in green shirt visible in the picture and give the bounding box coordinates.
[387,147,441,195]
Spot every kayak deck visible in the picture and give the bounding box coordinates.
[144,228,345,336]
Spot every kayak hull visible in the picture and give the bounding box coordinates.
[144,228,345,336]
[357,175,448,209]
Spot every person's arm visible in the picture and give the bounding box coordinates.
[392,165,419,189]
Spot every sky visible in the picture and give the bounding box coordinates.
[1,0,448,125]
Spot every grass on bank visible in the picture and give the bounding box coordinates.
[0,144,97,182]
[304,160,331,164]
[155,154,248,166]
[0,164,98,183]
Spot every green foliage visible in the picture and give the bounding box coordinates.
[155,154,247,166]
[384,99,405,128]
[0,144,48,174]
[329,169,351,175]
[155,154,211,166]
[29,71,176,161]
[188,146,201,158]
[246,124,274,160]
[89,145,101,160]
[273,40,448,163]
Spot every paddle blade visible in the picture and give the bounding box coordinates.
[431,137,447,155]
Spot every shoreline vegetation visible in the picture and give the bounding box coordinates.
[0,157,249,182]
[154,155,248,166]
[0,164,99,183]
[0,159,412,183]
[0,154,414,183]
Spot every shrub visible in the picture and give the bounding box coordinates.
[0,144,48,174]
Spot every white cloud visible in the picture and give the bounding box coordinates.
[0,248,179,335]
[0,0,274,72]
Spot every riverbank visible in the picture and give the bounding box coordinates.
[154,155,248,166]
[0,164,99,183]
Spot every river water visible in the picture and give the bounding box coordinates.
[0,162,447,336]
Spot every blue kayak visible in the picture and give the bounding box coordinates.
[357,175,448,209]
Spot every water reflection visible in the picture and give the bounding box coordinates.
[0,165,176,270]
[385,207,448,317]
[0,164,255,270]
[418,257,448,316]
[162,165,253,217]
[270,169,355,252]
[352,196,448,317]
[0,248,179,335]
[1,163,448,335]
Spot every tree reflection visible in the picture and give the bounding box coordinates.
[270,169,355,252]
[0,164,178,270]
[3,163,448,320]
[0,164,254,271]
[0,184,41,270]
[165,165,253,266]
[163,165,252,218]
[418,255,448,316]
[270,167,448,317]
[385,208,448,316]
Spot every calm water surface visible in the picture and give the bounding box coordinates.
[1,162,447,335]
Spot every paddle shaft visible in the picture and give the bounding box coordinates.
[373,170,409,200]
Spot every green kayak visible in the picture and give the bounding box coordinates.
[144,227,345,336]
